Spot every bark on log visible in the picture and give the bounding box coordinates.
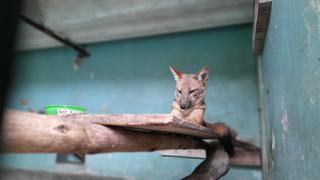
[59,113,219,138]
[0,110,207,153]
[182,146,229,180]
[0,109,261,169]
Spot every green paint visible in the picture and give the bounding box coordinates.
[261,0,320,179]
[1,24,260,179]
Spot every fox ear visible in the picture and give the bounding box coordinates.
[169,66,183,81]
[197,66,209,82]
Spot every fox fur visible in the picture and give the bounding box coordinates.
[169,66,235,156]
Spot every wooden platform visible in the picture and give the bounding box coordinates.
[61,114,219,139]
[2,110,207,153]
[1,109,261,168]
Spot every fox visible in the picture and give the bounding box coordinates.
[169,66,208,126]
[169,66,235,156]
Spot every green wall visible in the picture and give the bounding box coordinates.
[2,24,260,179]
[261,0,320,179]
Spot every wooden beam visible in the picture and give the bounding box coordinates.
[0,167,124,180]
[182,146,229,180]
[252,0,272,55]
[160,142,261,168]
[1,110,207,153]
[0,109,262,168]
[59,113,219,138]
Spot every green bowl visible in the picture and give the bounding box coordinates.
[45,105,87,115]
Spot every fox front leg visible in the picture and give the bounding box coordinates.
[186,108,205,126]
[170,105,205,126]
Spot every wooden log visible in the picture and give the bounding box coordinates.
[252,0,272,55]
[0,109,262,168]
[1,110,261,166]
[182,146,229,180]
[160,141,261,168]
[0,110,207,153]
[230,139,261,167]
[59,113,219,138]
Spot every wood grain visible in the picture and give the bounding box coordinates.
[252,0,272,55]
[0,109,261,168]
[60,113,219,139]
[1,110,207,153]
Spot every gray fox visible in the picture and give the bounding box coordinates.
[169,66,235,156]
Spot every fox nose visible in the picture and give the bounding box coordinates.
[180,103,191,110]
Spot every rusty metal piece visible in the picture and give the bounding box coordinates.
[20,14,90,58]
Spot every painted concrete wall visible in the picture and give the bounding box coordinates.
[1,24,260,179]
[261,0,320,179]
[19,0,253,50]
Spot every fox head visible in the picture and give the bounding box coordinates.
[169,66,209,110]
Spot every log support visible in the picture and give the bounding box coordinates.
[0,109,261,171]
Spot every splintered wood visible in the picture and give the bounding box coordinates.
[60,113,219,139]
[0,109,261,168]
[0,110,209,153]
[253,0,272,55]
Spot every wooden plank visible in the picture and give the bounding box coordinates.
[160,149,261,167]
[1,109,261,168]
[252,0,272,55]
[60,114,219,139]
[159,149,207,159]
[0,167,124,180]
[1,110,207,153]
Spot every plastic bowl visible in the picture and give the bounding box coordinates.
[45,105,87,115]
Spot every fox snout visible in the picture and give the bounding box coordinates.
[179,98,192,110]
[169,66,209,111]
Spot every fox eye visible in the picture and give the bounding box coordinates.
[189,89,197,94]
[177,89,182,94]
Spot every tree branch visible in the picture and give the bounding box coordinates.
[1,110,207,153]
[0,109,261,169]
